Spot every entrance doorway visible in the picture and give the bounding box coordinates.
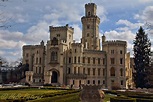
[51,71,58,83]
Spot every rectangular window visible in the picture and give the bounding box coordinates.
[98,80,100,85]
[111,58,115,64]
[39,58,41,64]
[93,80,95,84]
[93,57,95,64]
[87,80,90,84]
[120,50,123,54]
[74,67,76,74]
[98,58,100,64]
[83,57,85,63]
[103,69,105,76]
[88,68,90,75]
[36,58,38,64]
[74,57,76,63]
[73,80,75,84]
[39,67,41,74]
[88,57,90,64]
[78,57,80,63]
[103,58,105,65]
[93,68,95,76]
[120,58,123,64]
[78,67,80,74]
[111,50,114,54]
[103,80,105,84]
[121,80,123,85]
[98,68,100,76]
[83,68,85,74]
[69,57,71,63]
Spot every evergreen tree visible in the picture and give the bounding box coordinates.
[133,26,151,88]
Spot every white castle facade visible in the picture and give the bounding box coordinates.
[23,3,133,89]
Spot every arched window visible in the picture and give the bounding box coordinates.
[120,68,123,76]
[51,51,58,61]
[110,67,115,76]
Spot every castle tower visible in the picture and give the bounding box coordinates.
[81,3,100,50]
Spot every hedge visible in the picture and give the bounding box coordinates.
[110,97,136,102]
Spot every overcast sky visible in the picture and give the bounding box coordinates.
[0,0,153,62]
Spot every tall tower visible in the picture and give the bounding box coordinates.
[81,3,100,50]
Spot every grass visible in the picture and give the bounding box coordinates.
[0,88,65,100]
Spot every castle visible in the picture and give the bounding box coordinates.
[23,3,133,89]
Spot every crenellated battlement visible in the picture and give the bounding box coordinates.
[103,40,127,46]
[71,43,83,47]
[49,24,74,32]
[85,3,97,8]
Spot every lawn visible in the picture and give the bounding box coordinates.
[0,88,115,102]
[0,88,65,100]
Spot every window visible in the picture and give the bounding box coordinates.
[111,50,114,54]
[120,68,123,76]
[79,80,81,85]
[88,12,91,16]
[121,80,123,85]
[68,68,70,74]
[93,80,95,84]
[87,68,90,75]
[39,79,41,82]
[93,58,95,64]
[51,51,58,61]
[87,25,90,29]
[110,58,115,64]
[39,67,41,74]
[120,50,123,54]
[103,80,105,84]
[74,57,76,63]
[83,68,85,74]
[98,68,100,76]
[57,34,60,37]
[120,58,123,64]
[78,57,80,63]
[87,33,89,37]
[87,80,90,84]
[110,67,115,76]
[98,58,100,64]
[93,68,95,76]
[78,67,80,74]
[36,58,38,64]
[73,80,75,84]
[103,69,105,76]
[74,67,76,74]
[69,57,71,63]
[39,58,41,64]
[83,57,85,63]
[98,80,100,85]
[103,58,105,65]
[88,57,90,64]
[36,67,37,73]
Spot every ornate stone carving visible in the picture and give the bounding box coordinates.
[80,85,105,102]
